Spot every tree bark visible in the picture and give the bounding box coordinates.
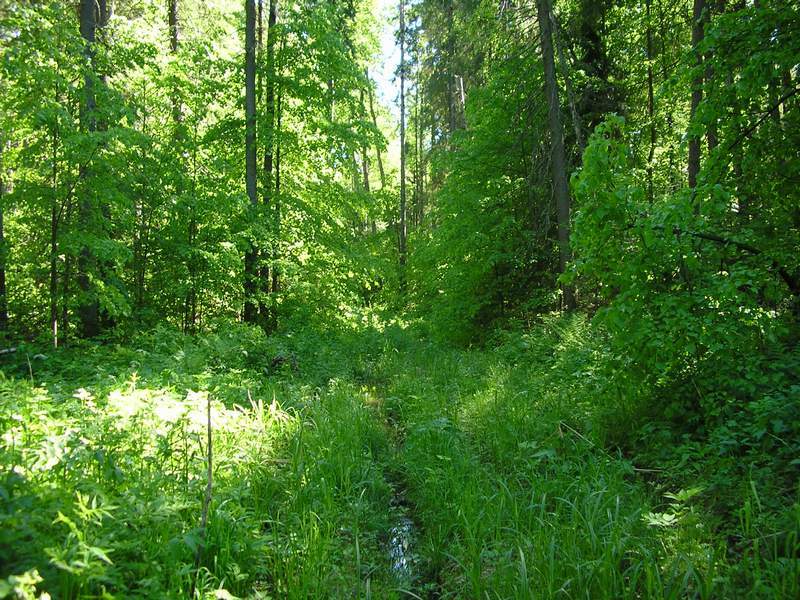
[359,89,371,194]
[705,1,722,153]
[398,0,408,294]
[414,75,423,226]
[688,0,706,190]
[366,69,386,190]
[446,1,457,137]
[50,120,59,346]
[259,0,279,330]
[537,0,575,310]
[0,134,8,333]
[553,13,584,157]
[243,0,259,324]
[77,0,99,337]
[168,0,197,333]
[169,0,183,129]
[272,83,282,302]
[646,0,656,202]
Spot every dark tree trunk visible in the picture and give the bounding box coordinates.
[272,84,281,302]
[259,0,279,330]
[688,0,706,190]
[537,0,575,310]
[705,2,722,153]
[553,13,584,157]
[243,0,259,323]
[646,0,656,202]
[77,0,99,337]
[168,0,197,333]
[446,0,457,137]
[169,0,182,126]
[50,121,59,345]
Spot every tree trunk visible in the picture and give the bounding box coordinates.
[169,0,184,131]
[359,89,371,194]
[61,254,71,347]
[705,2,722,153]
[243,0,258,323]
[0,135,8,333]
[77,0,99,337]
[688,0,706,190]
[415,77,423,226]
[365,70,386,190]
[272,84,282,303]
[553,13,584,157]
[259,0,279,330]
[646,0,656,202]
[50,121,59,346]
[398,0,408,294]
[446,1,457,137]
[168,0,197,333]
[537,0,575,310]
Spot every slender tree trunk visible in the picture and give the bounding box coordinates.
[272,84,281,301]
[457,74,466,129]
[50,120,59,346]
[398,0,408,294]
[365,70,386,190]
[243,0,259,323]
[168,0,196,332]
[359,89,371,194]
[553,13,584,157]
[646,0,656,202]
[0,135,8,333]
[415,78,423,226]
[705,2,722,153]
[78,0,99,337]
[59,198,75,346]
[361,80,377,234]
[259,0,279,330]
[688,0,706,190]
[169,0,181,119]
[446,1,457,137]
[537,0,575,310]
[256,0,270,327]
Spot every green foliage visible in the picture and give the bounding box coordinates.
[2,315,799,598]
[0,0,391,338]
[1,0,799,597]
[410,17,560,341]
[0,322,405,598]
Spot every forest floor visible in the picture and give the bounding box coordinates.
[1,316,797,599]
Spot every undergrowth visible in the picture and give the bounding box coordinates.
[1,314,798,598]
[0,323,399,599]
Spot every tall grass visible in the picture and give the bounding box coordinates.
[1,317,797,598]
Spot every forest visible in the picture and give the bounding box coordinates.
[0,0,798,597]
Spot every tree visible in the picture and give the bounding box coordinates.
[688,0,706,190]
[0,132,7,333]
[536,0,575,310]
[398,0,408,295]
[77,0,99,337]
[243,0,259,324]
[260,0,279,330]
